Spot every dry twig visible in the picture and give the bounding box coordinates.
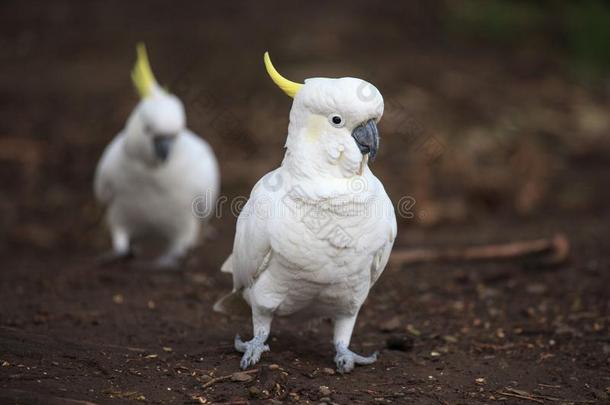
[391,233,569,267]
[498,387,596,404]
[201,369,259,389]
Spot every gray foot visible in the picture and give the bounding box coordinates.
[235,334,269,370]
[334,343,378,374]
[97,249,134,266]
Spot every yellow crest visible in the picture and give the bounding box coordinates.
[131,43,158,98]
[264,52,303,98]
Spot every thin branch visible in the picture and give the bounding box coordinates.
[391,233,569,267]
[201,369,259,389]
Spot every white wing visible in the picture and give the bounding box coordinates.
[225,170,281,291]
[174,130,220,207]
[93,133,124,205]
[370,187,397,286]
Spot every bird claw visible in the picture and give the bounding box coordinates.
[334,344,378,374]
[234,334,269,370]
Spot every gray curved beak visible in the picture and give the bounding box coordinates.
[351,119,379,161]
[153,136,174,161]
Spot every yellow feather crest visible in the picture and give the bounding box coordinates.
[263,52,303,98]
[131,43,158,98]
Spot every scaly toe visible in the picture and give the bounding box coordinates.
[234,335,270,370]
[334,345,379,373]
[335,353,355,374]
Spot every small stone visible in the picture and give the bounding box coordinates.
[319,397,331,402]
[199,374,212,383]
[319,385,332,396]
[406,324,421,336]
[248,386,261,398]
[162,347,173,353]
[442,335,458,343]
[322,367,335,375]
[475,377,485,385]
[1,361,9,367]
[231,372,253,382]
[112,294,124,304]
[268,364,280,370]
[430,351,441,357]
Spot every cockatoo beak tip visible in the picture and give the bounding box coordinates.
[351,119,379,162]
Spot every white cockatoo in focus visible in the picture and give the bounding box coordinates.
[94,44,219,268]
[215,53,396,373]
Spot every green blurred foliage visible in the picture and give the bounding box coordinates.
[444,0,610,82]
[444,0,545,44]
[564,1,610,79]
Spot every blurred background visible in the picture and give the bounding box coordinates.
[1,0,609,259]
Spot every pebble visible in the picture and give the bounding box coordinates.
[248,386,261,398]
[319,385,332,396]
[199,374,212,383]
[322,367,335,375]
[231,372,253,382]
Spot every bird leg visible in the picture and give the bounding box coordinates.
[154,229,197,269]
[333,314,378,373]
[235,309,272,369]
[98,229,133,265]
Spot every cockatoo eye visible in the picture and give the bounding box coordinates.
[329,114,344,128]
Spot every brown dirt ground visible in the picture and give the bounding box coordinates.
[1,1,609,404]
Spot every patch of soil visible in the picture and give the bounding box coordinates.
[1,216,608,404]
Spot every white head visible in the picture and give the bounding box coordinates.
[264,53,384,178]
[124,44,186,165]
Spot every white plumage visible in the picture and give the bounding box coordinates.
[94,45,219,268]
[216,56,396,373]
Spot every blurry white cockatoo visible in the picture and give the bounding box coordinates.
[94,44,219,268]
[215,53,396,373]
